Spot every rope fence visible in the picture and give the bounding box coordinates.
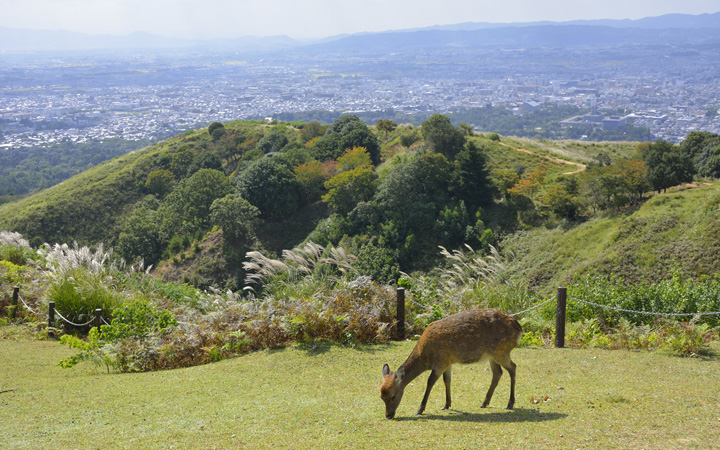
[6,286,720,345]
[394,286,720,347]
[7,287,108,337]
[568,295,720,317]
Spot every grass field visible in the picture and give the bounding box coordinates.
[2,334,719,450]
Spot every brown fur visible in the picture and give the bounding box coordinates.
[380,308,522,418]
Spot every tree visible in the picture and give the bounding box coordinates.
[300,121,325,143]
[641,141,695,193]
[541,185,580,220]
[491,170,520,200]
[208,122,225,136]
[420,114,466,160]
[208,122,226,141]
[159,169,232,239]
[508,168,546,199]
[117,196,163,266]
[340,128,380,165]
[209,194,260,243]
[375,152,451,243]
[696,142,720,178]
[376,120,397,139]
[256,131,289,154]
[322,166,378,215]
[235,158,303,219]
[451,141,494,211]
[145,169,175,198]
[313,115,381,165]
[294,160,327,202]
[458,123,474,136]
[337,147,372,172]
[326,114,363,135]
[170,147,195,177]
[400,130,421,148]
[616,159,650,205]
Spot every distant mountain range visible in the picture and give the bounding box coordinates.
[1,11,719,53]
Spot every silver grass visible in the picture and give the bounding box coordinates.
[0,231,31,249]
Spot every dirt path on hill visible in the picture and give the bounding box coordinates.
[501,143,587,175]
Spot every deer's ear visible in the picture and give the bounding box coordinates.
[382,363,391,377]
[395,365,405,383]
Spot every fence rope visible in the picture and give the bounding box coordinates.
[569,295,720,317]
[53,309,96,328]
[101,317,111,326]
[17,294,40,316]
[406,297,433,311]
[510,295,556,317]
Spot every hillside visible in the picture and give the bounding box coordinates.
[1,116,717,294]
[501,181,720,293]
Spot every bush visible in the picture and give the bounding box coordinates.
[47,269,127,332]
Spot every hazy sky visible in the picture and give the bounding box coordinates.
[0,0,718,40]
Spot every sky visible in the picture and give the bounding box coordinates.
[0,0,718,40]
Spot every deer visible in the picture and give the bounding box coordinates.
[380,308,522,419]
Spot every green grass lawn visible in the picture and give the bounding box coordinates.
[2,335,719,449]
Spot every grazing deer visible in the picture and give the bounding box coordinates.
[380,308,522,419]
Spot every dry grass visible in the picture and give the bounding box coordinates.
[2,335,719,449]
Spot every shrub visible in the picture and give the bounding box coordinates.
[47,269,127,331]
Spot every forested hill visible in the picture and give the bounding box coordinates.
[1,116,718,294]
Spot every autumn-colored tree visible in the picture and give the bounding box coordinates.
[337,146,372,172]
[294,160,327,202]
[508,168,546,199]
[322,166,378,214]
[492,169,520,200]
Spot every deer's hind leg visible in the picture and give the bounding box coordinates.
[441,367,452,410]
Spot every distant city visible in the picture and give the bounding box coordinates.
[2,17,720,149]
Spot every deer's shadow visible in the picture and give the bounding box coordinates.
[393,407,566,423]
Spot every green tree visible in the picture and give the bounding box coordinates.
[300,121,326,143]
[326,114,363,135]
[170,147,195,177]
[235,158,303,219]
[208,122,225,136]
[159,169,232,238]
[322,166,378,215]
[421,114,466,160]
[641,141,695,193]
[491,169,520,200]
[616,159,651,204]
[145,169,175,198]
[376,120,397,139]
[400,129,421,148]
[209,194,260,243]
[458,123,474,136]
[257,131,289,154]
[340,128,380,165]
[541,185,580,220]
[117,196,163,266]
[313,115,381,165]
[451,141,494,211]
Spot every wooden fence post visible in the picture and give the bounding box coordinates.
[396,287,405,340]
[94,309,102,329]
[48,301,56,338]
[9,286,19,318]
[555,287,567,348]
